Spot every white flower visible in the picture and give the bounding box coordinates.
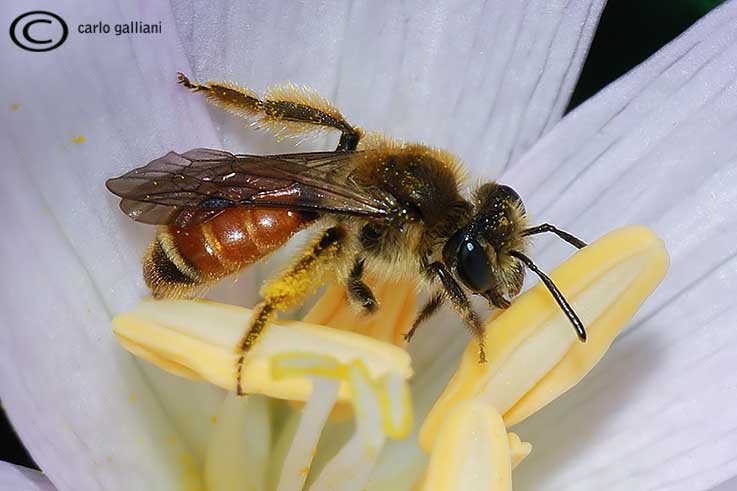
[109,224,666,490]
[1,1,736,490]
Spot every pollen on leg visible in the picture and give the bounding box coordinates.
[265,83,346,125]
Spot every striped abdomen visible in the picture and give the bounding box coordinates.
[144,208,314,298]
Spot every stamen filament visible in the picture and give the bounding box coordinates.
[277,377,340,491]
[204,394,271,491]
[309,362,387,491]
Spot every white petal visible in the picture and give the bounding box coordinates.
[172,0,604,176]
[139,367,226,466]
[499,3,737,489]
[0,1,227,488]
[711,476,737,491]
[0,462,55,491]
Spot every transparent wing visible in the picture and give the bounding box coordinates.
[106,148,398,227]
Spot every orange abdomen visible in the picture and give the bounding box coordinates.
[144,208,314,297]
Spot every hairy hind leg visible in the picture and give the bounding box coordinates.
[177,72,362,151]
[235,226,347,395]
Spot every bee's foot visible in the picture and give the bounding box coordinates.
[177,72,206,92]
[177,72,191,86]
[402,332,413,344]
[361,297,379,316]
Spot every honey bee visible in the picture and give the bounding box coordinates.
[107,73,588,394]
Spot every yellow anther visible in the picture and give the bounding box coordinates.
[113,298,412,402]
[422,400,525,491]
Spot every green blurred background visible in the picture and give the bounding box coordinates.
[0,0,727,473]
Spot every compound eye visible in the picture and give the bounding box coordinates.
[457,238,493,292]
[496,184,520,202]
[497,185,525,213]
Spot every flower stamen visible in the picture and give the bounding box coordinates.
[266,353,413,491]
[421,399,529,491]
[112,301,414,491]
[112,299,412,402]
[276,374,340,491]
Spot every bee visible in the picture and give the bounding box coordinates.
[107,73,588,394]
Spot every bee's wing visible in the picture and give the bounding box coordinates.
[106,148,397,227]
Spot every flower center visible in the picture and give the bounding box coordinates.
[112,225,668,490]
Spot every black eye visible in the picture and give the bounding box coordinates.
[496,185,520,202]
[457,238,492,292]
[497,185,525,214]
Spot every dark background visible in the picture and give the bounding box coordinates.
[0,0,726,473]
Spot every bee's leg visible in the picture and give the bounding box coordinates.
[424,262,486,362]
[235,226,347,395]
[522,223,587,249]
[177,72,362,151]
[484,287,511,310]
[404,292,444,342]
[346,258,378,314]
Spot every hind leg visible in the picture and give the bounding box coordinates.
[178,72,362,151]
[235,226,347,395]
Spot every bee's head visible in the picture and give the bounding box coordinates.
[441,183,588,342]
[442,183,527,307]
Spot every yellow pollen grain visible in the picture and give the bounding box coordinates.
[71,135,86,144]
[9,103,20,111]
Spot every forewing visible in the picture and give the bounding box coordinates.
[106,148,397,227]
[107,149,237,226]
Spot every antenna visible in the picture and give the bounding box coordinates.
[522,223,587,249]
[509,250,587,342]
